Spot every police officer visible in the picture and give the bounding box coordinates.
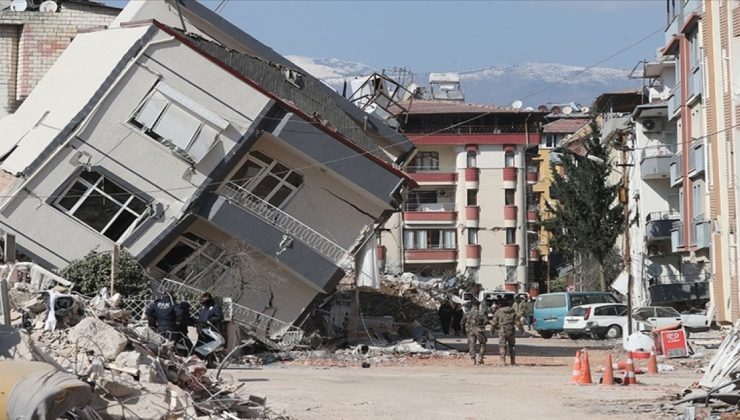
[145,292,179,340]
[462,299,488,365]
[197,292,224,345]
[491,301,523,365]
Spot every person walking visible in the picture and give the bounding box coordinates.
[197,292,224,346]
[437,300,454,335]
[523,297,535,331]
[462,300,488,365]
[491,302,523,366]
[512,296,526,334]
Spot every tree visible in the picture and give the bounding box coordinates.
[542,119,624,291]
[61,250,152,297]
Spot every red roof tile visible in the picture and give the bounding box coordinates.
[542,118,589,134]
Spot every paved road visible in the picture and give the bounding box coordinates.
[226,335,697,420]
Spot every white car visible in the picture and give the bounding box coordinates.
[563,303,628,339]
[680,309,711,332]
[632,306,684,330]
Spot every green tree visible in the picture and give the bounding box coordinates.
[61,250,152,297]
[542,119,624,291]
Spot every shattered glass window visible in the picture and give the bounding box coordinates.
[55,171,149,242]
[230,151,303,208]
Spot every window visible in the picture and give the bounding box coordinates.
[506,228,516,244]
[692,182,703,218]
[230,151,303,208]
[56,171,148,242]
[409,152,439,171]
[468,228,479,245]
[403,229,456,249]
[467,189,478,206]
[466,151,477,168]
[505,266,517,282]
[131,83,228,163]
[540,134,559,149]
[535,294,566,309]
[505,151,515,167]
[657,306,681,317]
[505,189,515,205]
[155,232,229,282]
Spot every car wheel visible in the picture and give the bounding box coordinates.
[605,325,622,339]
[567,333,582,340]
[539,331,553,339]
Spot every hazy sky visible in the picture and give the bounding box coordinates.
[105,0,668,72]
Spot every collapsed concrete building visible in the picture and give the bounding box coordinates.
[0,0,416,326]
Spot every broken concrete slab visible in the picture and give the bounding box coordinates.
[67,317,128,360]
[114,350,143,369]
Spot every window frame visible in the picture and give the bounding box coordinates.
[54,170,150,243]
[403,228,457,250]
[409,151,440,171]
[231,150,304,208]
[155,232,230,282]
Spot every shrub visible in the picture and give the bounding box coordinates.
[61,250,151,297]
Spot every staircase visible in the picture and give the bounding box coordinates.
[159,279,304,351]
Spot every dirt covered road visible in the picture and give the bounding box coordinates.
[226,335,701,419]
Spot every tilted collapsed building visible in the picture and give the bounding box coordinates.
[0,0,415,325]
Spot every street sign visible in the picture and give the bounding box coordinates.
[660,329,689,358]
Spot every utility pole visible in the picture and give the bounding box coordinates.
[1,234,15,326]
[110,244,119,294]
[618,131,633,336]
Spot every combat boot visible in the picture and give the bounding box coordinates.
[471,356,477,365]
[476,354,484,365]
[510,353,516,366]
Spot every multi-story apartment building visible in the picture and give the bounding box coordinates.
[380,99,544,293]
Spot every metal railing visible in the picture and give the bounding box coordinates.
[403,124,540,135]
[646,211,680,222]
[217,182,349,267]
[649,273,710,285]
[640,143,675,161]
[159,279,304,351]
[403,202,456,212]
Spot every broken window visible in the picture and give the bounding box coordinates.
[230,151,303,208]
[131,82,229,163]
[155,232,230,283]
[56,171,148,242]
[408,152,439,172]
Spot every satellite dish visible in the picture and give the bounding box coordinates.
[39,0,57,12]
[512,100,523,110]
[551,106,562,114]
[580,106,590,114]
[10,0,27,11]
[537,105,549,112]
[562,106,573,115]
[524,106,534,111]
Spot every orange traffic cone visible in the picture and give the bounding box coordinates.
[571,350,582,383]
[602,353,615,385]
[624,351,637,385]
[578,349,593,385]
[647,349,658,375]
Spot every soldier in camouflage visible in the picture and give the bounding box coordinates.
[490,303,523,365]
[462,301,488,365]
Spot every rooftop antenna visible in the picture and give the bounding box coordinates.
[214,0,229,14]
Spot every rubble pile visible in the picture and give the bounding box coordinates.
[252,344,458,368]
[671,321,740,417]
[2,283,274,419]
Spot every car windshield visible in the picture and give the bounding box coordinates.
[657,307,681,317]
[535,294,566,309]
[567,306,588,317]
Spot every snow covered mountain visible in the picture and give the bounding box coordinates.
[286,55,639,107]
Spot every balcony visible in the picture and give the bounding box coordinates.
[648,274,710,305]
[409,172,457,185]
[466,244,481,267]
[640,144,674,180]
[502,167,517,188]
[687,66,703,102]
[403,202,457,224]
[504,244,519,266]
[688,142,705,177]
[692,218,711,250]
[529,247,540,260]
[465,205,480,228]
[646,212,680,244]
[526,208,538,224]
[465,167,480,188]
[669,153,682,187]
[526,167,539,184]
[504,205,518,228]
[671,221,684,253]
[404,249,458,262]
[667,83,681,119]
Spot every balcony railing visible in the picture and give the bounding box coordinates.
[641,144,674,180]
[687,66,703,101]
[646,211,680,244]
[217,182,349,266]
[671,221,684,252]
[160,279,304,351]
[403,124,540,135]
[688,142,705,176]
[669,153,682,186]
[692,217,711,250]
[668,82,681,119]
[403,202,456,212]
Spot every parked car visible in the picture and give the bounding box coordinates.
[562,303,628,339]
[631,306,683,330]
[680,308,711,332]
[533,292,620,339]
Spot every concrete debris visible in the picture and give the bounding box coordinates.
[3,282,272,419]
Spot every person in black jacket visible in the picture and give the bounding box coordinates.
[197,292,224,346]
[145,292,179,339]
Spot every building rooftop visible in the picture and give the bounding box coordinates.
[542,118,590,134]
[400,100,544,115]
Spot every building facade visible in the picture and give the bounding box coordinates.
[379,100,544,292]
[0,0,120,117]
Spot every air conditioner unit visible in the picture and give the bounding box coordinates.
[643,118,663,133]
[437,189,448,197]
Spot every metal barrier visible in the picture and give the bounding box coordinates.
[158,279,304,351]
